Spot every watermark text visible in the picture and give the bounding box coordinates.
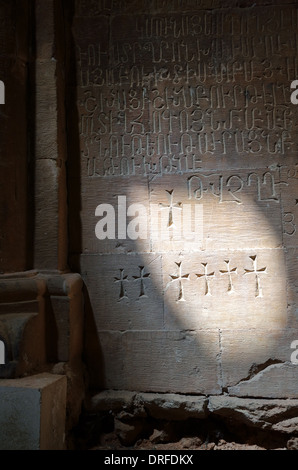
[95,195,203,243]
[290,80,298,104]
[0,80,4,104]
[290,340,298,364]
[0,340,5,365]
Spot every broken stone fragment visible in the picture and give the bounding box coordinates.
[114,416,144,446]
[208,396,298,433]
[287,437,298,450]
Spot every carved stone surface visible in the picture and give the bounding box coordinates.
[68,0,298,395]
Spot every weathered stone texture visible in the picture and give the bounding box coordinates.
[67,0,298,398]
[88,390,298,443]
[34,0,68,271]
[97,330,221,394]
[228,363,298,399]
[0,373,67,450]
[208,395,298,434]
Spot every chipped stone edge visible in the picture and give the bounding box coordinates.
[86,389,298,433]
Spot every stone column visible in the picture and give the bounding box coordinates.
[32,0,85,433]
[34,0,68,272]
[0,0,85,448]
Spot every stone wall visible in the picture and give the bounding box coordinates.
[67,0,298,400]
[0,0,85,449]
[1,0,298,450]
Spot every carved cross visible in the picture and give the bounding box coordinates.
[159,189,182,228]
[166,262,190,302]
[244,255,267,298]
[133,266,150,298]
[196,263,215,296]
[219,260,237,294]
[114,269,129,300]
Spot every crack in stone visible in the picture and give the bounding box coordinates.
[216,329,224,392]
[233,359,284,385]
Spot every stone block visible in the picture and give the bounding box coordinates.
[285,247,298,326]
[220,329,298,392]
[280,167,298,249]
[34,159,59,270]
[35,86,59,160]
[228,363,298,399]
[46,273,84,365]
[134,392,208,420]
[80,176,151,254]
[88,389,208,421]
[80,254,164,330]
[0,373,67,450]
[149,170,284,252]
[97,330,221,395]
[35,0,55,60]
[208,395,298,434]
[88,389,136,413]
[163,249,287,330]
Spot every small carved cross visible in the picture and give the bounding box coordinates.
[220,260,237,294]
[159,190,182,228]
[196,263,215,296]
[244,255,267,298]
[133,266,150,298]
[114,269,129,300]
[166,262,190,302]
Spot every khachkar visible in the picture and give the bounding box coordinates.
[69,1,298,396]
